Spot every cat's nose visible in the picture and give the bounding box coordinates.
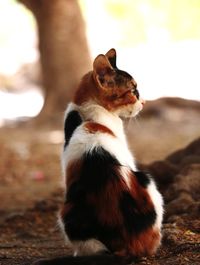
[140,99,146,106]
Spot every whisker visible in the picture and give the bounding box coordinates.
[134,114,142,129]
[126,117,132,131]
[130,117,138,129]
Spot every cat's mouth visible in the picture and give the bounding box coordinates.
[129,99,145,116]
[115,99,143,118]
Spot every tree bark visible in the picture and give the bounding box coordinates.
[18,0,91,124]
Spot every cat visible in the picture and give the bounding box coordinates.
[33,49,164,265]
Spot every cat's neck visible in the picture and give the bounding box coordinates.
[69,102,127,142]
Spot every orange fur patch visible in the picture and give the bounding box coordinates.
[73,71,137,112]
[89,177,126,226]
[129,228,161,256]
[129,171,154,213]
[84,122,115,137]
[98,87,137,111]
[74,72,96,105]
[113,228,161,258]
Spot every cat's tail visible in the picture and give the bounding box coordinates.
[32,253,137,265]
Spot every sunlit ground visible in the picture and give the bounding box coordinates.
[0,1,199,126]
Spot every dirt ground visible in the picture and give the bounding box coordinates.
[0,98,200,265]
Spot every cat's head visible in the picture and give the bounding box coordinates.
[74,48,145,118]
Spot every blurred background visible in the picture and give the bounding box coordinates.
[0,2,200,264]
[0,0,200,125]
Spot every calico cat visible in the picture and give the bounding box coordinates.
[33,49,163,265]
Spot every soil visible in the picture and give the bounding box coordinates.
[0,98,200,265]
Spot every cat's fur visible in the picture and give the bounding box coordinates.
[33,49,163,265]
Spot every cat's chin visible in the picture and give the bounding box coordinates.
[116,100,143,119]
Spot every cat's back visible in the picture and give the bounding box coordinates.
[62,104,136,175]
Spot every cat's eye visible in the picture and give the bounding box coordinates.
[132,88,139,99]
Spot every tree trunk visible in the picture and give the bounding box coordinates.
[18,0,91,124]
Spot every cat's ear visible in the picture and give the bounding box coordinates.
[93,54,113,87]
[93,54,113,75]
[105,48,117,68]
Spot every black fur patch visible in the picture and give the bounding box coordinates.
[133,171,151,188]
[116,69,132,80]
[62,147,156,250]
[114,69,132,86]
[62,147,123,244]
[134,88,140,99]
[109,57,117,68]
[66,181,86,203]
[63,198,122,245]
[63,201,97,240]
[65,146,121,201]
[120,191,156,234]
[79,147,121,192]
[64,110,82,148]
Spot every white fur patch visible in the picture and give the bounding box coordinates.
[115,99,143,118]
[62,103,137,186]
[147,180,164,229]
[120,166,132,188]
[73,239,108,256]
[57,215,72,247]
